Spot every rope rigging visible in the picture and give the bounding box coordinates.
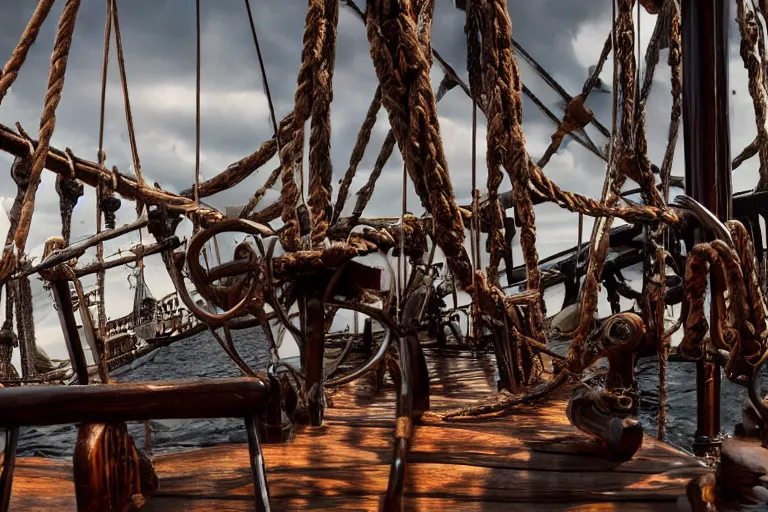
[1,0,768,450]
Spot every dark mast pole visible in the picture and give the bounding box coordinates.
[681,0,731,458]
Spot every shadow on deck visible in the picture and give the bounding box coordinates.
[10,348,709,511]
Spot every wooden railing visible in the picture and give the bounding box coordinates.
[0,377,275,512]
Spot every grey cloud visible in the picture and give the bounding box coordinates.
[0,1,763,351]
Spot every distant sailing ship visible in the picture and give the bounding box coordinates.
[55,266,206,381]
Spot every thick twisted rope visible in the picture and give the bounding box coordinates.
[239,166,280,219]
[567,0,635,371]
[332,86,382,224]
[8,0,81,272]
[529,167,679,225]
[0,0,57,105]
[366,0,472,288]
[237,115,295,219]
[279,0,325,252]
[652,0,682,439]
[729,221,768,336]
[660,0,682,199]
[680,241,751,360]
[466,1,503,286]
[632,5,665,211]
[474,0,547,377]
[351,131,396,219]
[347,64,458,221]
[175,4,288,202]
[308,0,339,247]
[737,0,768,191]
[480,0,545,341]
[537,32,612,170]
[110,0,145,192]
[95,0,113,335]
[181,136,279,198]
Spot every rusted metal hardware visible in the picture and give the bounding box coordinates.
[567,313,646,461]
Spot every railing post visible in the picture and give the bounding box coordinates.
[681,0,731,459]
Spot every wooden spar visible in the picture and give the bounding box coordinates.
[0,377,270,426]
[50,279,88,385]
[681,0,731,458]
[73,238,181,278]
[14,213,149,280]
[0,124,222,224]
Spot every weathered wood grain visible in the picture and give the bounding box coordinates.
[0,377,270,426]
[72,423,157,511]
[8,348,710,510]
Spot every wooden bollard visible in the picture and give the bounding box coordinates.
[567,313,645,461]
[259,373,293,443]
[716,438,768,506]
[566,384,644,462]
[73,423,158,511]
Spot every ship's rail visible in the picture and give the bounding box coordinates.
[0,377,277,511]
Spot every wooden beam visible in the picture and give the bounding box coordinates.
[0,377,270,426]
[73,237,181,278]
[0,124,221,222]
[50,279,89,385]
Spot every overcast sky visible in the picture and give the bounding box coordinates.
[0,0,762,359]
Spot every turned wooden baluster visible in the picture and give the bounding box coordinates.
[73,423,158,511]
[51,277,158,511]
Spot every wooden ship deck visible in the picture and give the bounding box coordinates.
[3,0,768,510]
[11,348,709,511]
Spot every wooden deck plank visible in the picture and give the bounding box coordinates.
[141,496,685,511]
[151,457,708,502]
[151,425,701,475]
[7,348,709,510]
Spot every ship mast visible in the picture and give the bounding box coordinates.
[681,0,732,458]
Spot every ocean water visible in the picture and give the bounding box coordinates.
[16,327,761,459]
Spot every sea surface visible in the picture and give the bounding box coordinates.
[16,327,763,459]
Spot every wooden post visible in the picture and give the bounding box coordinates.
[304,296,325,426]
[0,427,19,512]
[362,317,373,356]
[681,0,730,458]
[73,423,157,511]
[50,279,88,385]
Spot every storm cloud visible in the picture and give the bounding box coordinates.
[0,1,762,359]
